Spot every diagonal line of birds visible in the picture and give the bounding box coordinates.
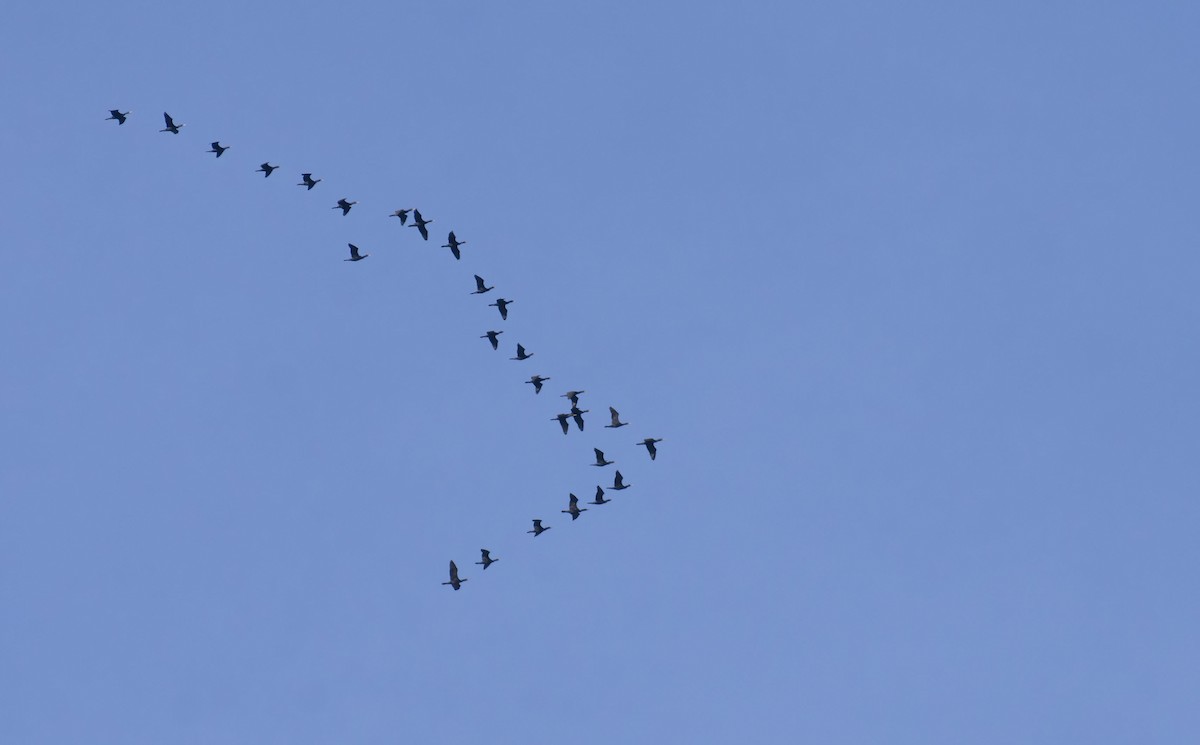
[108,109,667,592]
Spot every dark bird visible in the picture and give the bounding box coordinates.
[471,275,493,295]
[334,198,357,215]
[526,375,550,394]
[409,209,432,240]
[511,344,533,361]
[528,519,550,537]
[561,390,586,407]
[637,438,664,460]
[207,141,229,158]
[106,109,129,125]
[552,413,571,435]
[442,231,466,260]
[571,406,588,432]
[481,330,503,350]
[159,112,184,134]
[475,549,497,570]
[562,493,588,521]
[390,208,411,224]
[611,471,631,490]
[589,485,611,505]
[256,162,278,177]
[605,407,628,428]
[591,448,614,467]
[344,243,368,262]
[489,298,512,320]
[442,560,467,590]
[298,173,321,190]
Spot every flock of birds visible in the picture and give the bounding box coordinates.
[108,109,665,592]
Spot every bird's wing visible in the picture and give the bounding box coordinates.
[348,243,361,259]
[474,275,485,291]
[163,112,174,126]
[449,561,459,579]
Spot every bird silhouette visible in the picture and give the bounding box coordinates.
[207,141,228,158]
[471,275,494,295]
[511,344,533,361]
[410,209,432,240]
[344,243,368,262]
[256,162,278,177]
[442,231,466,260]
[475,549,497,570]
[528,519,550,536]
[390,209,411,224]
[589,485,611,505]
[488,298,512,320]
[552,413,571,435]
[605,407,628,428]
[526,375,550,393]
[591,448,614,467]
[298,173,321,190]
[481,330,503,350]
[571,406,588,432]
[562,493,588,520]
[160,112,184,134]
[442,560,467,590]
[637,438,663,460]
[611,471,631,490]
[334,198,357,216]
[106,109,129,125]
[561,391,586,407]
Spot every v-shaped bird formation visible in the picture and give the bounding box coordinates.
[108,108,665,592]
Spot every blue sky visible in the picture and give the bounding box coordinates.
[2,2,1198,743]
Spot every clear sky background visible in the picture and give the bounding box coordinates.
[1,2,1198,743]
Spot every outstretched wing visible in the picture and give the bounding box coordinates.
[449,561,459,581]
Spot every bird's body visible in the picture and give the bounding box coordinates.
[489,298,512,320]
[442,231,466,260]
[410,210,432,240]
[256,162,278,177]
[334,198,357,215]
[527,375,550,393]
[442,560,467,590]
[471,275,494,295]
[107,109,129,125]
[561,390,586,407]
[298,173,321,190]
[345,243,368,262]
[528,519,550,536]
[606,407,628,428]
[481,330,503,350]
[553,413,571,435]
[511,344,533,361]
[390,208,411,224]
[207,141,228,158]
[589,485,610,505]
[638,438,664,460]
[612,471,631,490]
[591,448,614,467]
[160,112,184,134]
[571,406,588,432]
[475,549,497,570]
[562,493,588,520]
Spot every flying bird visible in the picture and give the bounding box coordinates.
[562,493,588,521]
[561,390,586,407]
[589,486,610,505]
[159,112,184,134]
[298,173,321,190]
[475,549,497,570]
[488,298,512,320]
[106,109,129,125]
[637,438,664,460]
[442,560,467,590]
[605,407,628,428]
[511,344,533,361]
[570,406,588,432]
[471,275,493,295]
[256,162,278,177]
[552,413,571,435]
[344,243,368,262]
[334,198,357,216]
[409,209,432,240]
[611,471,631,490]
[481,330,503,350]
[526,375,550,393]
[207,141,228,158]
[528,519,550,537]
[442,231,466,260]
[390,208,411,224]
[591,448,614,467]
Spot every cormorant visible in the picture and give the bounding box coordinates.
[562,493,587,520]
[606,407,628,428]
[637,438,663,460]
[344,243,368,262]
[481,330,503,350]
[442,560,467,590]
[589,486,610,505]
[107,109,129,125]
[410,209,432,240]
[528,519,550,536]
[442,231,466,260]
[553,413,571,435]
[471,275,493,295]
[510,344,533,361]
[298,173,321,190]
[256,162,278,177]
[526,375,550,393]
[475,549,497,570]
[489,298,512,320]
[207,141,228,158]
[334,198,357,215]
[591,448,614,467]
[611,471,631,490]
[160,112,185,134]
